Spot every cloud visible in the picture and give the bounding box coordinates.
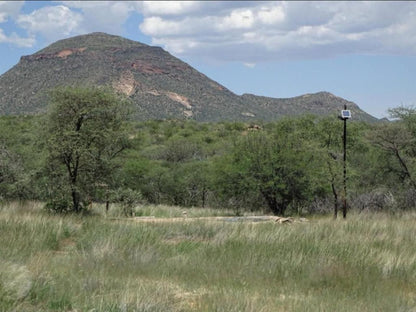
[4,1,416,63]
[61,1,135,34]
[0,29,35,47]
[0,2,34,47]
[140,17,185,37]
[244,62,256,68]
[16,5,83,41]
[139,1,201,16]
[257,5,285,25]
[138,1,416,63]
[11,2,136,46]
[0,2,24,23]
[219,9,255,30]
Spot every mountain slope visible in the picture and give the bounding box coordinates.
[240,92,374,122]
[0,32,377,122]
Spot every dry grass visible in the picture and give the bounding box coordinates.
[0,202,415,311]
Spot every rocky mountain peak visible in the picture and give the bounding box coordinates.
[0,32,378,122]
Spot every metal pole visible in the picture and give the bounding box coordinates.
[342,104,347,219]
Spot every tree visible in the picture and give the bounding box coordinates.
[363,107,416,210]
[110,187,143,217]
[315,117,345,218]
[0,145,25,200]
[389,106,416,135]
[213,118,323,215]
[369,121,416,189]
[45,86,130,213]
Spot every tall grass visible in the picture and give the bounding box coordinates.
[96,202,240,218]
[0,202,415,311]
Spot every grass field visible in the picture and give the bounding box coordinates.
[0,202,415,311]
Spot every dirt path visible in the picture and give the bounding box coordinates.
[130,216,308,224]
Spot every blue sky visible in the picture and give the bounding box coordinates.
[1,1,416,119]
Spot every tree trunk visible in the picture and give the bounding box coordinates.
[394,148,416,189]
[326,159,339,219]
[331,182,338,219]
[71,187,81,213]
[261,191,284,215]
[202,185,206,208]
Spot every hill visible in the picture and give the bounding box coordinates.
[0,32,377,122]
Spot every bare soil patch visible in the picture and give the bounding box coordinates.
[131,216,308,224]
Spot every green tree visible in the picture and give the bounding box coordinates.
[314,117,345,217]
[370,123,416,188]
[0,145,24,200]
[368,107,416,192]
[110,187,143,217]
[214,118,323,215]
[0,116,47,200]
[45,86,130,213]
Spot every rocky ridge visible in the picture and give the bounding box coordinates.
[0,32,378,122]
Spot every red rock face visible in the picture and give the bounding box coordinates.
[128,58,189,76]
[56,48,87,58]
[130,61,169,74]
[21,47,87,61]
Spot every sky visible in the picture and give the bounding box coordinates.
[1,1,416,119]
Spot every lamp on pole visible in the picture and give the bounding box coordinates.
[339,105,351,219]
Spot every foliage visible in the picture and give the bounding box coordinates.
[213,118,328,215]
[1,108,416,214]
[44,86,131,213]
[110,187,143,217]
[0,116,45,200]
[365,106,416,210]
[0,146,25,200]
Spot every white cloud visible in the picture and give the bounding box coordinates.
[0,1,24,23]
[17,5,83,41]
[0,2,33,47]
[138,1,416,63]
[60,1,111,9]
[219,9,255,30]
[244,62,256,68]
[3,1,416,63]
[140,17,183,37]
[13,2,136,45]
[257,5,285,25]
[140,1,201,16]
[0,29,35,47]
[329,2,408,34]
[62,1,135,34]
[281,2,335,29]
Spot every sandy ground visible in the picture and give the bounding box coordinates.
[130,216,308,224]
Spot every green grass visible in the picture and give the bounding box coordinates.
[0,202,415,311]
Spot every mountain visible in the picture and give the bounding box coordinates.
[0,32,377,122]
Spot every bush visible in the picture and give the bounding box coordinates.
[351,189,396,212]
[110,188,143,217]
[44,197,73,214]
[305,197,333,214]
[393,188,416,211]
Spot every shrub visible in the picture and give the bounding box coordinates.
[351,189,396,212]
[44,197,73,214]
[110,188,143,217]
